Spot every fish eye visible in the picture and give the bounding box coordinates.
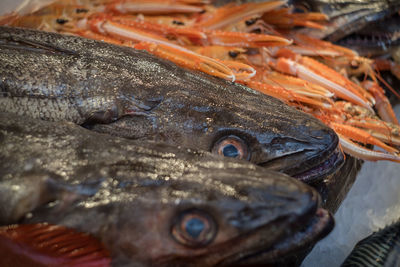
[212,135,249,160]
[171,210,216,247]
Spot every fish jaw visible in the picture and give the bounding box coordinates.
[253,112,342,183]
[218,209,334,266]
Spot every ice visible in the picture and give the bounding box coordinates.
[0,0,56,15]
[302,104,400,267]
[0,0,21,15]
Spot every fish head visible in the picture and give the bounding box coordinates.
[0,112,333,265]
[24,168,333,266]
[0,27,342,184]
[91,71,342,183]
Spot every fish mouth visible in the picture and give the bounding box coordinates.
[218,208,334,266]
[260,133,343,184]
[292,147,345,183]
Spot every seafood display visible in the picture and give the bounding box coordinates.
[0,112,334,266]
[0,26,342,185]
[293,0,400,86]
[1,0,399,165]
[341,219,400,266]
[1,0,400,265]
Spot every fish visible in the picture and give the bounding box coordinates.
[312,155,362,213]
[0,112,334,266]
[334,14,400,57]
[341,220,400,267]
[293,0,400,57]
[0,26,343,185]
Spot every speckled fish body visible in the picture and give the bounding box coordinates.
[0,112,333,266]
[342,220,400,267]
[333,14,400,57]
[294,0,400,56]
[0,26,342,186]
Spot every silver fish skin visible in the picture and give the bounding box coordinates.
[0,26,342,184]
[0,112,333,266]
[342,220,400,267]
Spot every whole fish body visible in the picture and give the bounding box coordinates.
[0,26,345,197]
[0,112,334,266]
[342,219,400,267]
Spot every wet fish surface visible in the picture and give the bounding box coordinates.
[342,219,400,267]
[334,14,400,57]
[0,26,342,185]
[294,0,400,56]
[0,112,333,266]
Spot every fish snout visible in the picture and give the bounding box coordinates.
[260,124,342,183]
[214,173,333,266]
[225,171,321,231]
